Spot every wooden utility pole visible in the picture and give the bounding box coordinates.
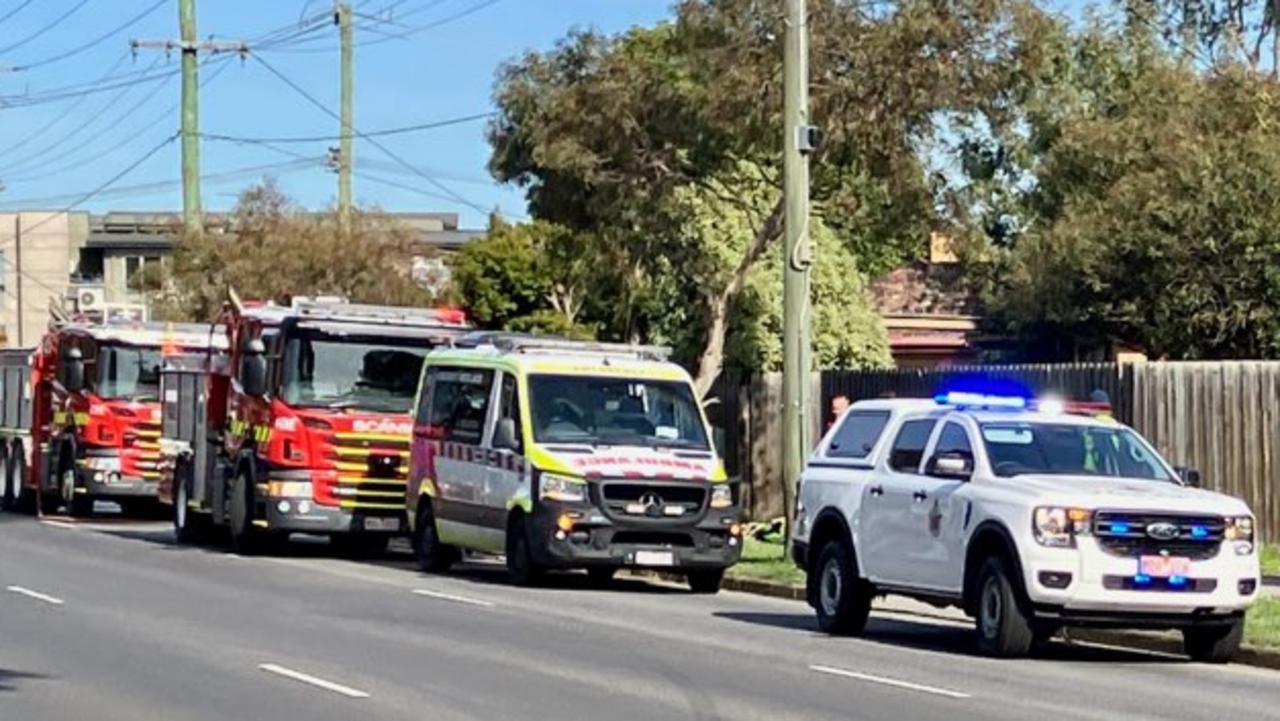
[132,0,248,239]
[781,0,814,545]
[337,2,354,232]
[14,215,23,346]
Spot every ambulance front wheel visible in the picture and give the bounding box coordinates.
[506,516,544,587]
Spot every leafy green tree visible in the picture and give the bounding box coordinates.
[488,0,1042,391]
[957,10,1280,359]
[145,182,434,321]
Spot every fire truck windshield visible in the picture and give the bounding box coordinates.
[281,333,431,414]
[97,345,163,401]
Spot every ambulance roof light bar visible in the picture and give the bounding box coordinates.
[454,332,672,362]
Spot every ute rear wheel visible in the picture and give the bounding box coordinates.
[974,556,1034,657]
[813,541,872,635]
[1183,620,1244,663]
[412,502,458,573]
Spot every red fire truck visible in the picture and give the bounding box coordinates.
[0,319,224,517]
[161,296,470,554]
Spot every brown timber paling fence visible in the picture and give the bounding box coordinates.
[711,362,1279,541]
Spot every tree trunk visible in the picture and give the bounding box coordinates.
[692,200,785,398]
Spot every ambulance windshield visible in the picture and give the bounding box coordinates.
[528,374,709,450]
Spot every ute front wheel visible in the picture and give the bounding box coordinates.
[60,466,92,518]
[974,556,1034,657]
[1183,620,1244,664]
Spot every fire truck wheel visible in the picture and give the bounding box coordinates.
[174,477,210,545]
[0,451,14,512]
[228,472,271,555]
[332,534,390,559]
[413,502,459,573]
[60,466,93,518]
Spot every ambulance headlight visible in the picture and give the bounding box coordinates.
[710,484,733,509]
[539,473,586,502]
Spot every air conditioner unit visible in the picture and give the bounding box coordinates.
[67,286,106,314]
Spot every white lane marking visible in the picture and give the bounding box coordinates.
[258,664,370,699]
[6,585,65,606]
[808,664,971,700]
[39,520,78,530]
[412,588,495,608]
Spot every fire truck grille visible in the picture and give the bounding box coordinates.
[331,432,411,511]
[132,419,163,479]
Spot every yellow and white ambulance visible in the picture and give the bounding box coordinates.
[406,333,742,592]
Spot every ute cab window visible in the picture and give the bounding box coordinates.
[527,375,708,450]
[887,418,937,473]
[98,345,162,401]
[981,422,1173,481]
[281,327,433,413]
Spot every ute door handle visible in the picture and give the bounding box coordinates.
[913,490,929,502]
[868,485,884,497]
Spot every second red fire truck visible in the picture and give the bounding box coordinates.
[160,296,471,554]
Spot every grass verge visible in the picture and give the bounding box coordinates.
[1261,545,1280,577]
[1246,596,1280,649]
[726,537,805,588]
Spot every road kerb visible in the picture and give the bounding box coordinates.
[626,570,1280,671]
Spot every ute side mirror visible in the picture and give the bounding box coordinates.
[240,339,268,398]
[1175,466,1201,488]
[493,417,520,452]
[927,451,974,481]
[63,347,85,393]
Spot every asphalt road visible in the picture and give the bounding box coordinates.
[2,512,1278,721]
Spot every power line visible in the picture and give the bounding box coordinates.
[5,0,170,72]
[6,57,234,184]
[0,50,130,158]
[0,55,169,175]
[0,0,93,57]
[201,111,493,144]
[0,153,319,210]
[0,0,35,27]
[252,52,490,215]
[261,0,501,54]
[356,168,472,205]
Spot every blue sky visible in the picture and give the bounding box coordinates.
[0,0,675,228]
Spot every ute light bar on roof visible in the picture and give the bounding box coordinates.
[454,332,672,362]
[934,391,1028,410]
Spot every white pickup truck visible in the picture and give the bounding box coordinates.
[792,393,1261,662]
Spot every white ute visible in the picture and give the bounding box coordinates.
[792,392,1261,662]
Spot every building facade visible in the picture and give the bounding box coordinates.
[0,210,480,348]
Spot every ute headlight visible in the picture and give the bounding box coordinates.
[539,473,586,503]
[1033,506,1092,548]
[1224,516,1255,555]
[709,484,733,509]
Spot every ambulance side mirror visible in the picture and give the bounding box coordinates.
[241,339,268,398]
[63,347,85,393]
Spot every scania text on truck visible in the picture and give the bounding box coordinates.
[161,297,470,554]
[0,319,224,517]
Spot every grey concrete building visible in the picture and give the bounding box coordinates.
[0,210,481,348]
